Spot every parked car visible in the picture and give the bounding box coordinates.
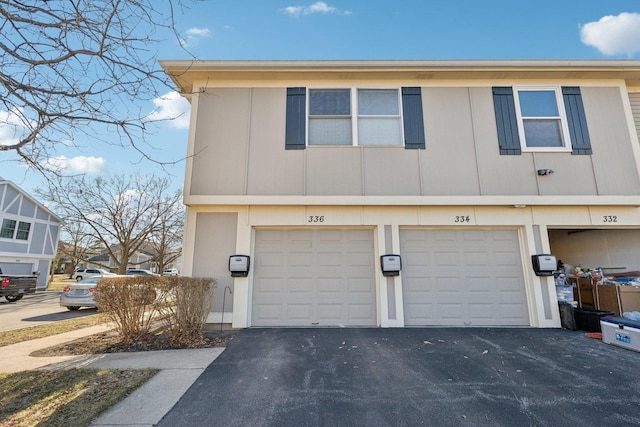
[60,274,154,310]
[162,268,179,276]
[0,268,39,302]
[60,275,125,311]
[72,268,115,282]
[126,269,159,276]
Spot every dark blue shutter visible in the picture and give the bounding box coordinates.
[492,87,521,155]
[562,87,592,155]
[285,87,306,150]
[402,87,426,149]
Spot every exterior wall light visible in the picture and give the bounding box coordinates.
[537,169,554,176]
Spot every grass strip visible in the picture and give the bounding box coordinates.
[0,314,110,348]
[0,368,158,427]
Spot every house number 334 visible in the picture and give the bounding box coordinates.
[308,215,325,223]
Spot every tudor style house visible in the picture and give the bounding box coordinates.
[161,60,640,329]
[0,177,61,289]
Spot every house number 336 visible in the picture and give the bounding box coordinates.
[308,215,325,223]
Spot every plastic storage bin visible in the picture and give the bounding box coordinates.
[601,317,640,352]
[574,308,615,332]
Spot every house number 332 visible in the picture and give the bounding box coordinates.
[308,215,325,223]
[602,215,618,223]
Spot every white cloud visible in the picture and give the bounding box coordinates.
[0,108,31,147]
[281,2,351,17]
[180,27,211,47]
[148,91,191,129]
[580,12,640,56]
[44,156,106,175]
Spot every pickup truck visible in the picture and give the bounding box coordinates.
[0,268,39,302]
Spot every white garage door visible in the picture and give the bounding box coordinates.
[252,228,376,327]
[401,229,529,326]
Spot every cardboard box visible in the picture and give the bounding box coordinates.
[601,318,640,352]
[596,285,640,317]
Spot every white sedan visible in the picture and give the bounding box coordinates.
[59,275,125,311]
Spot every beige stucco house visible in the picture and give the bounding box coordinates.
[161,59,640,329]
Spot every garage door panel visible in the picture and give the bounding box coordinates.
[348,277,375,293]
[254,304,283,322]
[348,303,376,321]
[435,251,459,265]
[288,304,314,322]
[317,278,342,293]
[288,278,314,293]
[253,228,376,327]
[401,229,528,327]
[254,277,284,294]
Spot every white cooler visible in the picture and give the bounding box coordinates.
[600,317,640,352]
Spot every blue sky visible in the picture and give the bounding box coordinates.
[2,0,640,194]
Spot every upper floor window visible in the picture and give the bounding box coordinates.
[0,219,16,239]
[513,87,571,152]
[308,88,402,146]
[492,86,592,156]
[0,218,31,240]
[286,86,424,150]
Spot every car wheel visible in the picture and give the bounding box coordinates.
[5,295,20,302]
[67,306,81,311]
[76,276,83,281]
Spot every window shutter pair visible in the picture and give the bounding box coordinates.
[492,86,592,155]
[285,87,426,149]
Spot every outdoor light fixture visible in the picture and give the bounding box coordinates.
[537,169,554,176]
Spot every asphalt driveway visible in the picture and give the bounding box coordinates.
[158,328,640,426]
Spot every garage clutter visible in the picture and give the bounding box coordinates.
[554,260,640,335]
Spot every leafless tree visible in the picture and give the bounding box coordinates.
[146,201,184,274]
[37,173,184,274]
[0,0,190,171]
[56,219,104,276]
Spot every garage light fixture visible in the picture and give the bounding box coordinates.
[537,169,554,176]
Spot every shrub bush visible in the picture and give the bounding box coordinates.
[94,275,216,346]
[156,277,217,347]
[94,276,160,343]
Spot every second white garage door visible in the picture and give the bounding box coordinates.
[401,228,529,326]
[252,228,376,327]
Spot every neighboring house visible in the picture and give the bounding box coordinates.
[161,59,640,329]
[85,245,158,273]
[0,177,62,289]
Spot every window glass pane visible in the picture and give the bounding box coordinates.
[519,91,559,117]
[0,219,16,239]
[16,222,31,240]
[359,118,402,146]
[523,119,563,147]
[358,89,399,115]
[309,89,350,115]
[309,118,352,145]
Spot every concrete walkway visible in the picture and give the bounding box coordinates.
[0,324,226,427]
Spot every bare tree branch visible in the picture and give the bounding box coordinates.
[37,173,184,274]
[0,0,193,170]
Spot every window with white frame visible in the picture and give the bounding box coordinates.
[513,87,571,151]
[0,218,31,240]
[0,219,16,239]
[308,88,403,146]
[16,221,31,240]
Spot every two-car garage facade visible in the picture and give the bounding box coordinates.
[250,225,530,328]
[186,205,564,329]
